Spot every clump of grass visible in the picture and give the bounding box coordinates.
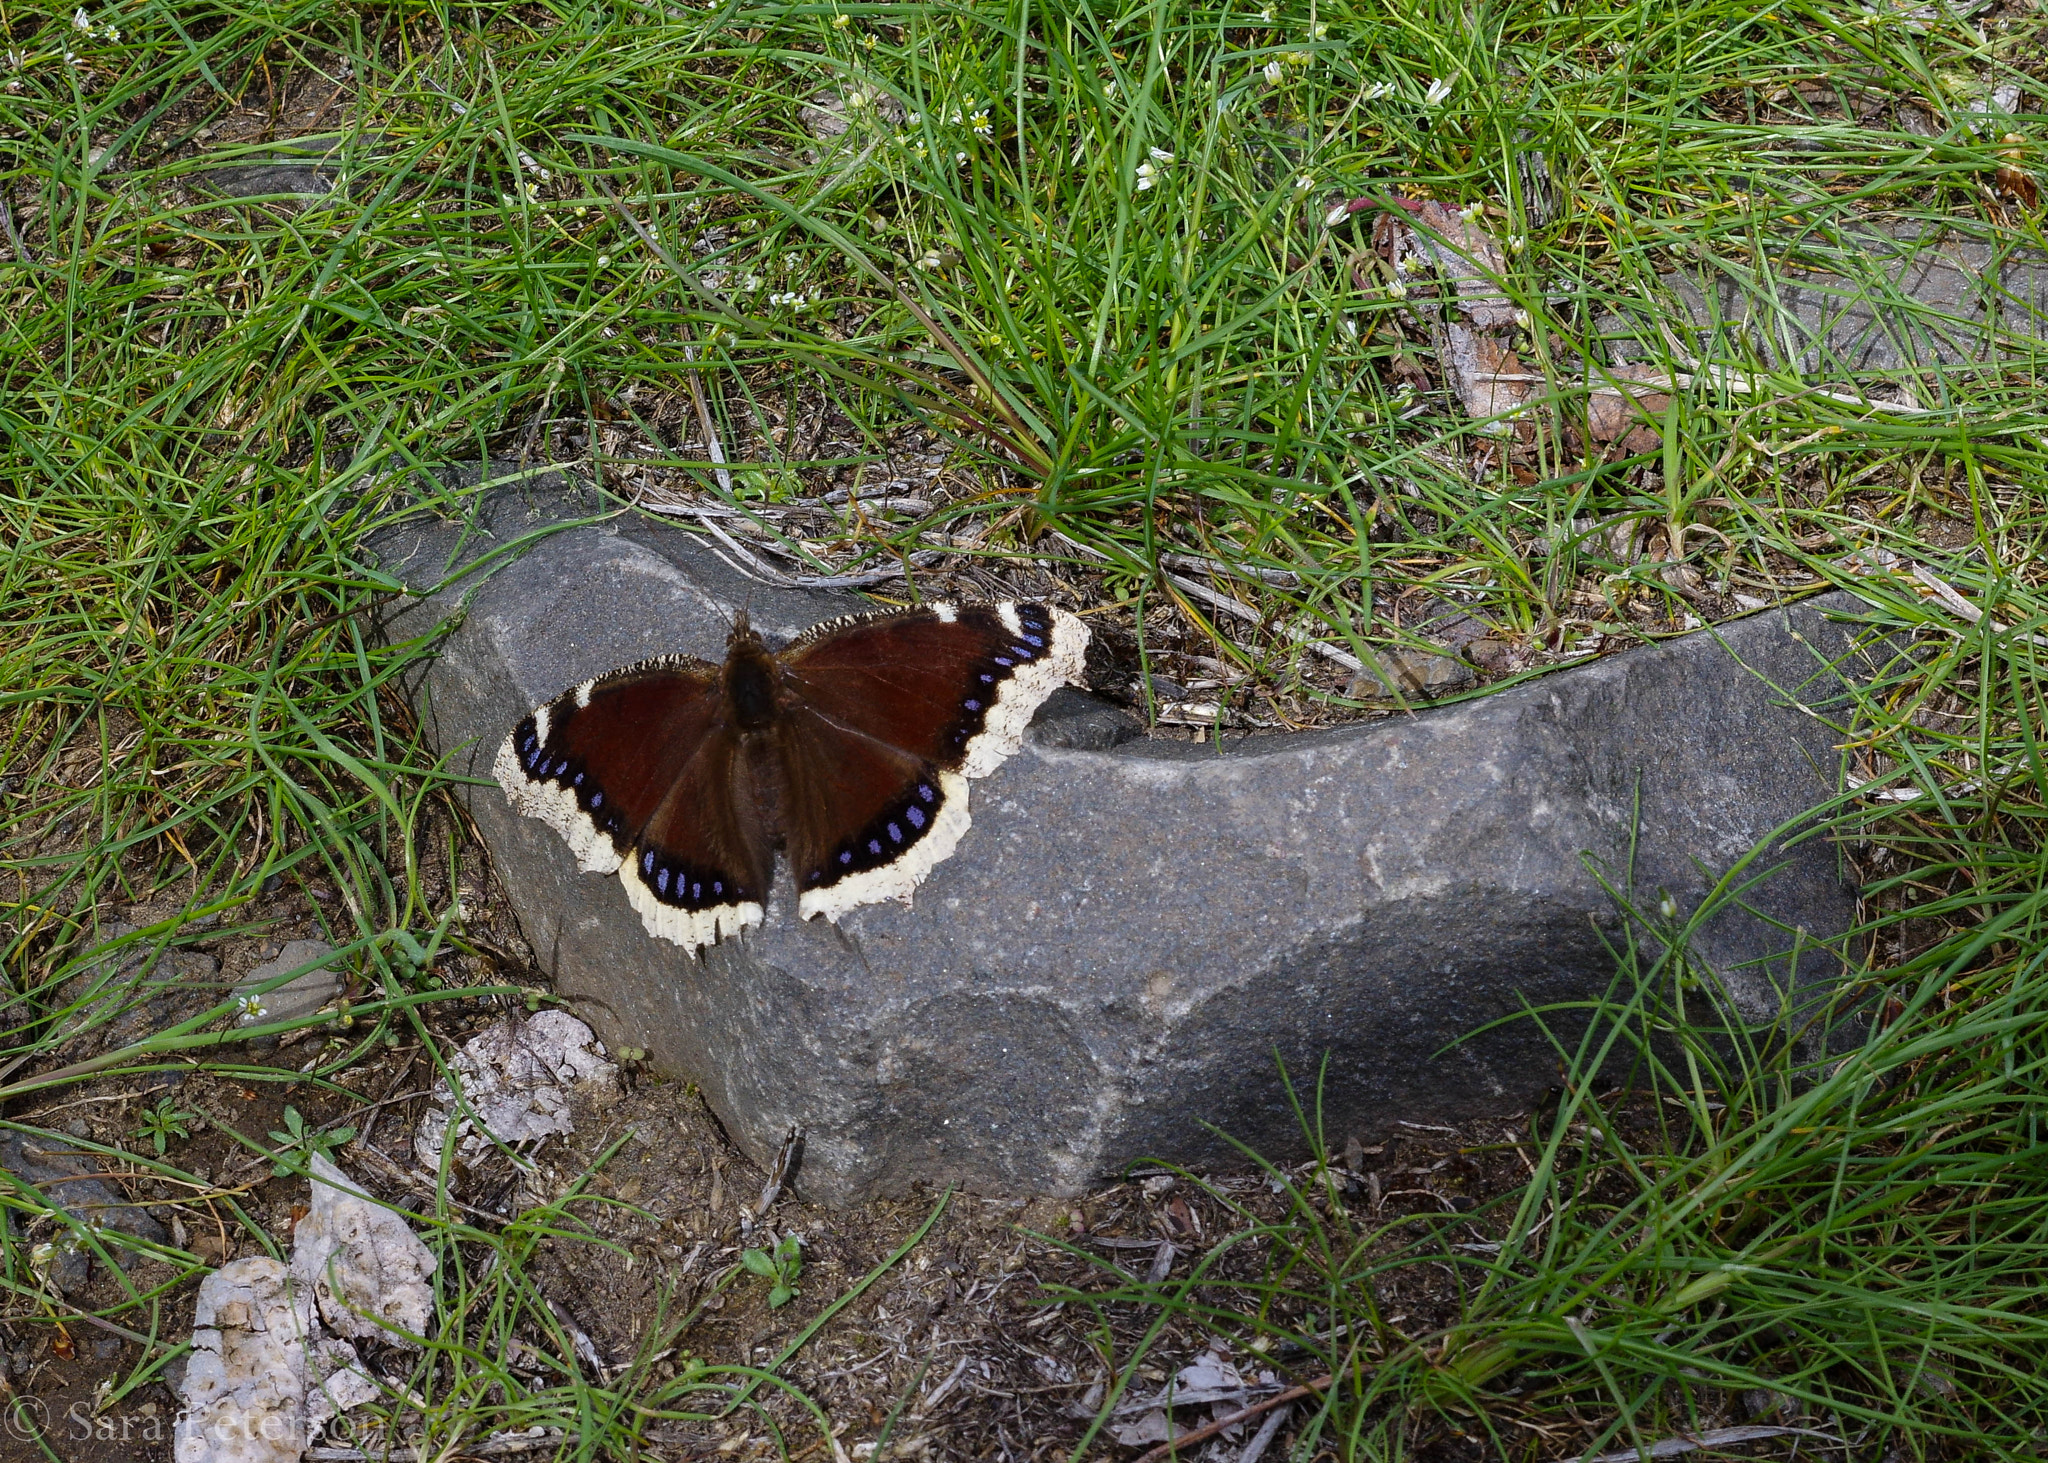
[6,0,2048,1453]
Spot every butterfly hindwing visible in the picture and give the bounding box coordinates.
[494,657,772,950]
[776,712,970,922]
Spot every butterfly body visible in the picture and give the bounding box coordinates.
[495,601,1089,956]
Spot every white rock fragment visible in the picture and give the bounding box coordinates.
[174,1258,316,1463]
[176,1158,438,1463]
[413,1010,620,1165]
[291,1152,437,1345]
[304,1338,380,1439]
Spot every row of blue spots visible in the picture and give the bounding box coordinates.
[519,729,571,782]
[639,847,730,907]
[825,781,941,877]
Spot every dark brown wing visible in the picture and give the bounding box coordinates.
[776,715,968,922]
[770,601,1088,921]
[494,657,772,953]
[779,602,1088,774]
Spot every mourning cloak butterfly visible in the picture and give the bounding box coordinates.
[494,601,1089,955]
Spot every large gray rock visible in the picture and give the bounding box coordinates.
[368,470,1870,1205]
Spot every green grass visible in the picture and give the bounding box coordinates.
[5,0,2048,1454]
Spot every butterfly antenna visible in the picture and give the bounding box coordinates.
[732,587,757,645]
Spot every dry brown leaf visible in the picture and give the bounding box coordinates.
[1584,364,1672,457]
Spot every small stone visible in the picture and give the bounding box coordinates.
[1350,647,1478,700]
[194,131,388,202]
[236,940,342,1024]
[292,1153,437,1346]
[174,1259,313,1463]
[1466,638,1511,671]
[1602,221,2048,376]
[0,1132,167,1290]
[413,1010,618,1166]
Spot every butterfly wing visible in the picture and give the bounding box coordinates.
[495,657,773,954]
[772,601,1088,921]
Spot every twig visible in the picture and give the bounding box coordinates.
[739,1125,801,1237]
[1049,530,1364,671]
[1130,1376,1332,1463]
[920,1354,975,1411]
[1166,573,1365,673]
[1578,1425,1843,1463]
[1238,1402,1292,1463]
[1907,563,2048,647]
[1160,551,1299,587]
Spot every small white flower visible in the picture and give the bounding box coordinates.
[1506,233,1526,254]
[1259,5,1275,19]
[1458,200,1483,224]
[73,8,92,31]
[1102,80,1117,98]
[906,111,921,124]
[1385,278,1407,298]
[1424,76,1452,106]
[845,89,866,108]
[1324,202,1351,227]
[741,273,763,290]
[831,11,850,28]
[1295,175,1315,192]
[948,109,963,125]
[1263,59,1284,84]
[1659,893,1678,920]
[955,150,968,164]
[1149,146,1175,163]
[1136,160,1160,190]
[596,254,610,267]
[861,32,877,49]
[1311,21,1328,38]
[1363,80,1394,100]
[970,109,992,136]
[236,995,268,1024]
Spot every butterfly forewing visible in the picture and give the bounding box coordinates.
[780,602,1085,777]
